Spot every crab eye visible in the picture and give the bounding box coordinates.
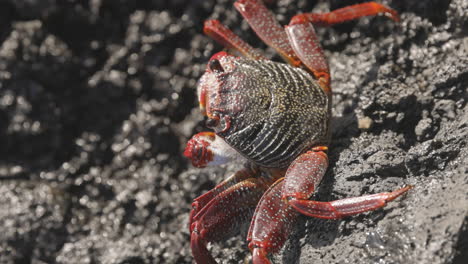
[216,115,231,133]
[206,117,219,128]
[209,59,224,73]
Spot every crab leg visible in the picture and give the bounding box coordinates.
[285,22,331,92]
[189,166,259,232]
[285,2,400,94]
[191,178,268,264]
[248,149,412,263]
[204,20,266,60]
[288,185,413,219]
[248,178,300,264]
[234,0,302,66]
[289,2,400,27]
[235,0,332,93]
[282,149,413,219]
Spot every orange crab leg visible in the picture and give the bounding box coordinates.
[289,2,400,27]
[204,20,266,60]
[234,0,302,66]
[191,178,268,264]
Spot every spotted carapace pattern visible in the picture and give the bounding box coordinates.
[204,58,329,168]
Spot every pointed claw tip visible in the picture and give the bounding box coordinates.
[235,0,263,13]
[204,19,219,26]
[386,185,414,202]
[387,12,401,23]
[233,0,247,12]
[397,184,414,197]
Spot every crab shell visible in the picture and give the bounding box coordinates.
[193,51,330,168]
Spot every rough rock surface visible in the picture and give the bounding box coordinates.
[0,0,466,264]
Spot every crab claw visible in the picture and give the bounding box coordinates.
[184,132,216,168]
[184,132,241,168]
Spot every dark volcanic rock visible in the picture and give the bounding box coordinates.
[0,0,466,264]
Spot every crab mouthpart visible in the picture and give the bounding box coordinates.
[184,132,216,168]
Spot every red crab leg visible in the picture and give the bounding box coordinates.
[282,149,413,219]
[189,166,259,232]
[289,2,400,27]
[289,185,413,219]
[247,178,300,264]
[235,0,331,93]
[191,178,268,264]
[204,20,266,60]
[234,0,302,66]
[285,22,331,93]
[285,2,400,94]
[247,150,412,263]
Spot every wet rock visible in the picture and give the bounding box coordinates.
[0,182,68,263]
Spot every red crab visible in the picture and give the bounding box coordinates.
[184,0,412,263]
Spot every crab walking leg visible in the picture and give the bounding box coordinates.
[289,185,413,219]
[285,22,331,93]
[204,20,266,60]
[247,179,300,264]
[234,0,302,66]
[191,178,268,264]
[289,2,400,27]
[189,166,260,232]
[282,149,413,219]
